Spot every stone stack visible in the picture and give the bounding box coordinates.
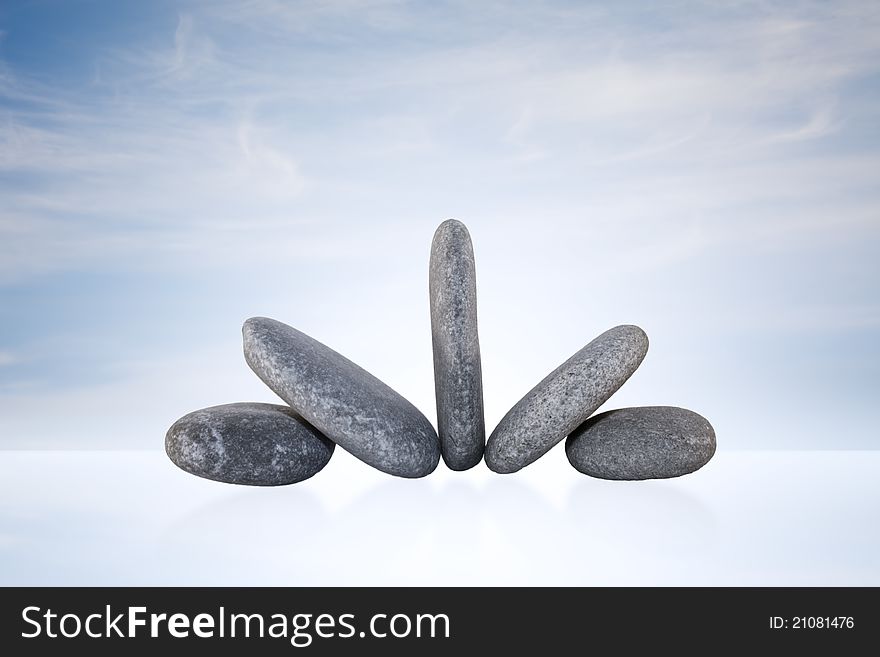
[166,220,715,484]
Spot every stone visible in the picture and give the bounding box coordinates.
[243,317,440,478]
[565,406,716,480]
[429,219,485,471]
[485,325,649,473]
[165,402,334,485]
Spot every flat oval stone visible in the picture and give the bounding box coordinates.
[243,317,440,478]
[430,219,485,471]
[565,406,716,480]
[165,402,334,485]
[485,325,648,473]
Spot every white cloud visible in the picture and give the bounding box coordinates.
[0,2,877,285]
[0,1,875,287]
[1,1,879,449]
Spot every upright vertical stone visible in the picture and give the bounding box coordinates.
[430,219,485,470]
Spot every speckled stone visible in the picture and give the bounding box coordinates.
[243,317,440,478]
[430,219,485,471]
[566,406,716,480]
[485,325,649,474]
[165,402,334,485]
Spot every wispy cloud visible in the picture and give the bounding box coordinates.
[0,1,878,448]
[1,2,876,274]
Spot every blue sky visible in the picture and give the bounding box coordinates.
[1,0,878,449]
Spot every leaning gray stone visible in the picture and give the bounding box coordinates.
[165,402,334,485]
[430,219,485,471]
[485,325,648,473]
[243,317,440,478]
[565,406,716,480]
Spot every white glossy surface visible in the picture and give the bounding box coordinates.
[1,449,877,585]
